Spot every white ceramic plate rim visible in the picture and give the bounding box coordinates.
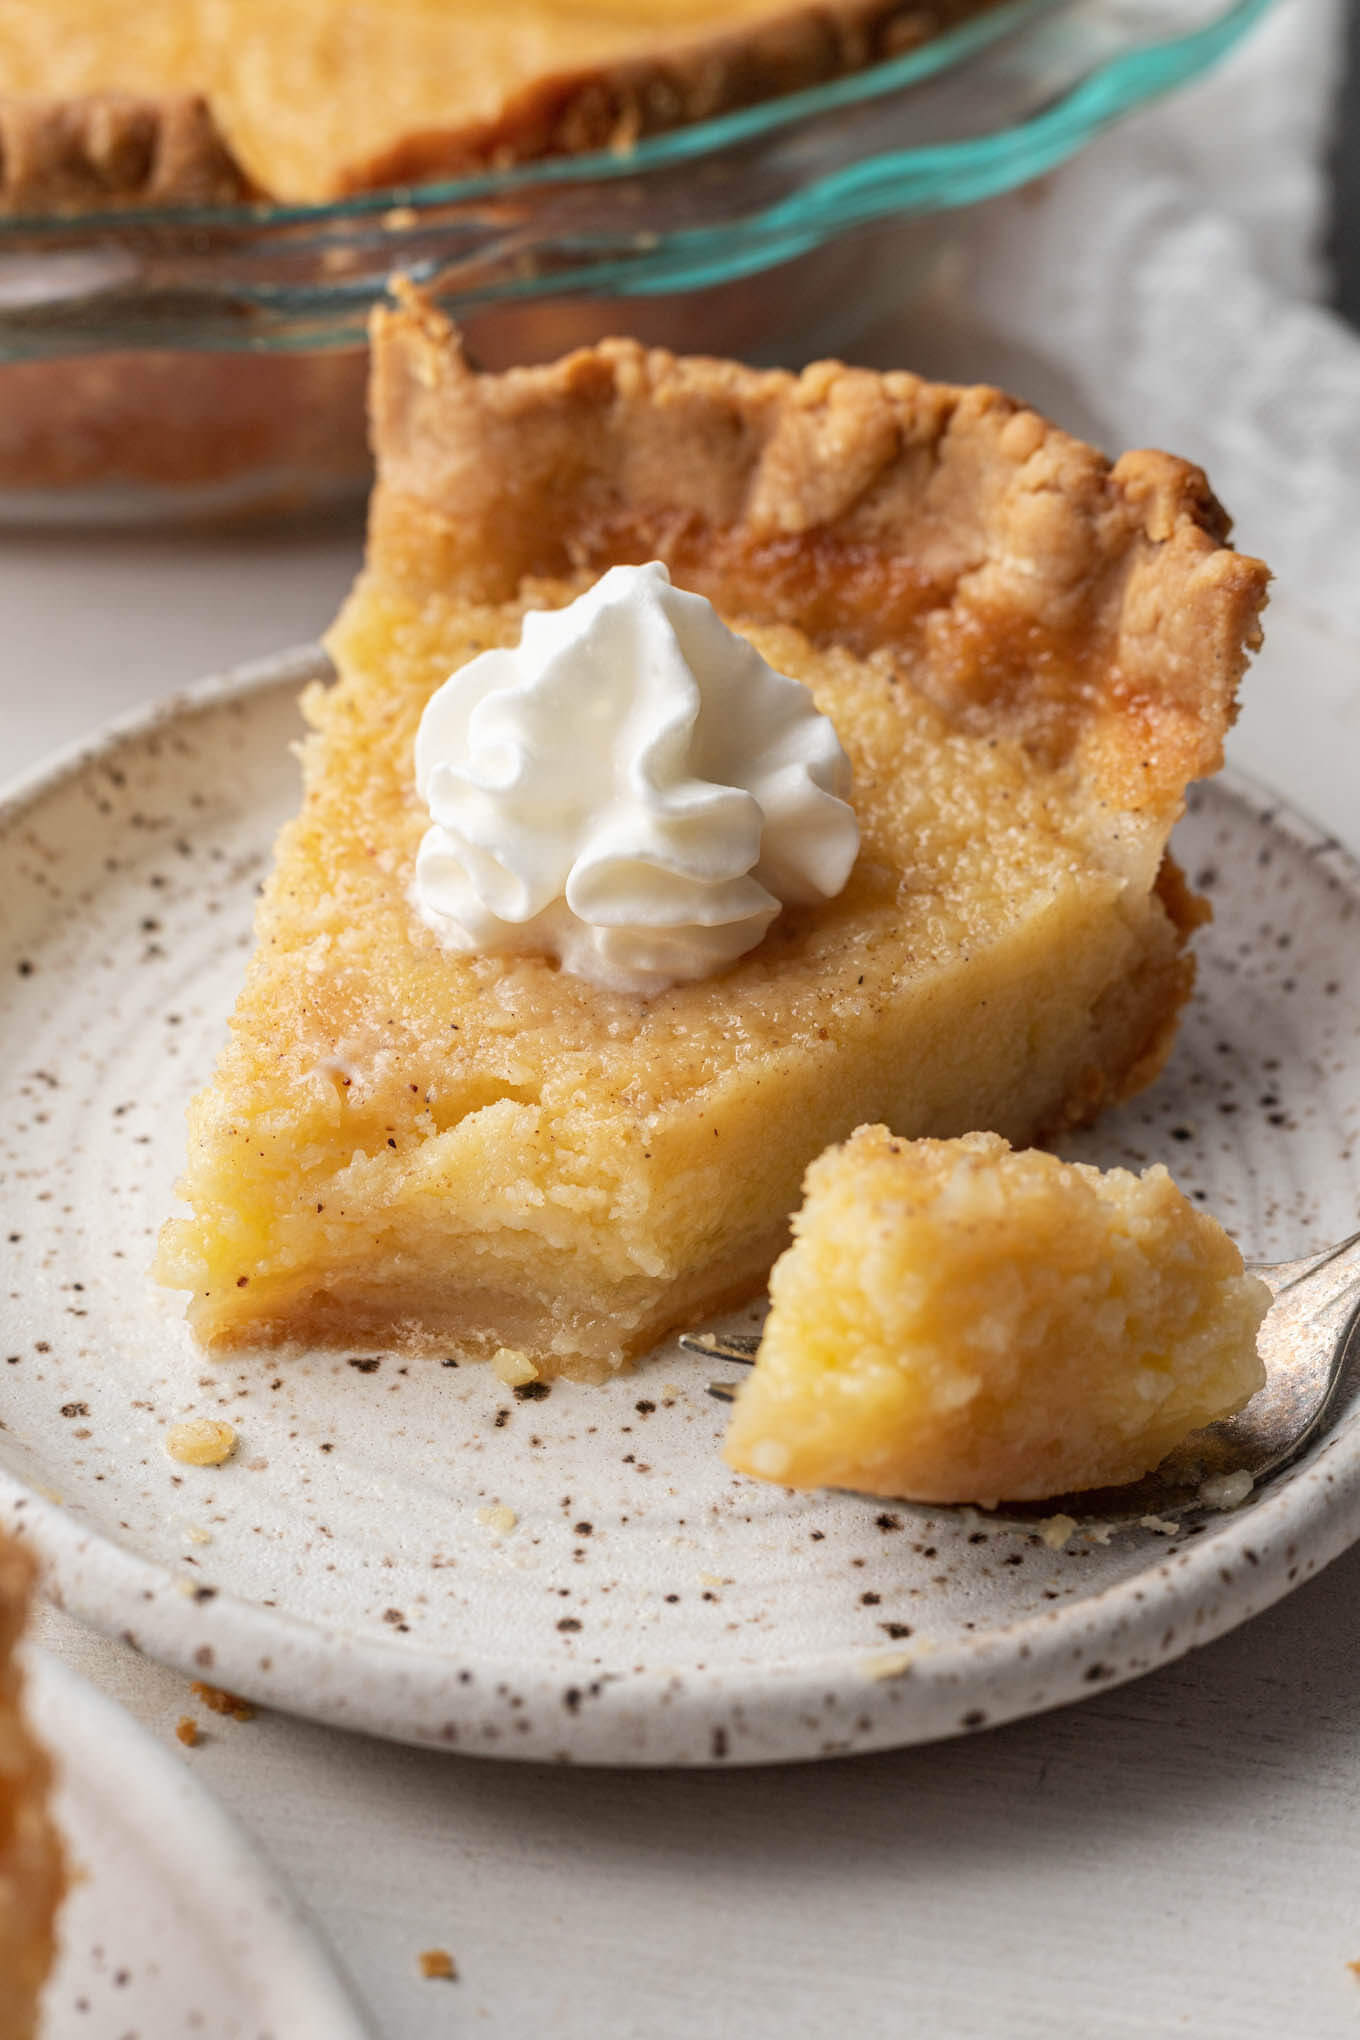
[4,651,1360,1766]
[27,1645,375,2037]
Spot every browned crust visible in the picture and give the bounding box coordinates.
[0,1537,65,2040]
[0,91,257,212]
[0,1535,34,1663]
[341,0,1002,192]
[367,287,1269,816]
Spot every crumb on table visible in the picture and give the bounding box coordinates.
[166,1418,238,1466]
[190,1679,255,1722]
[419,1948,458,1980]
[175,1716,199,1747]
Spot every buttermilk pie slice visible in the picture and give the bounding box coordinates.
[0,1538,64,2040]
[156,291,1267,1375]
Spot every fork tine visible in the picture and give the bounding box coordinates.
[1249,1227,1360,1302]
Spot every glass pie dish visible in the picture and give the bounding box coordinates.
[0,0,1270,524]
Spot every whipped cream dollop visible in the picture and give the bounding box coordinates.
[412,562,859,995]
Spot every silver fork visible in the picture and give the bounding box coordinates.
[680,1230,1360,1524]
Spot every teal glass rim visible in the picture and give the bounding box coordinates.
[0,0,1054,234]
[0,0,1274,360]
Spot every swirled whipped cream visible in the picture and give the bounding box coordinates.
[412,562,859,995]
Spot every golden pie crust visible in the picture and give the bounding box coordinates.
[0,91,255,211]
[155,290,1267,1373]
[0,1539,64,2040]
[369,290,1262,799]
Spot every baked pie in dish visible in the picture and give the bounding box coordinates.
[0,1538,64,2040]
[0,0,1001,207]
[0,2,1000,508]
[155,289,1268,1375]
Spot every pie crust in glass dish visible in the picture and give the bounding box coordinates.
[155,289,1269,1376]
[0,1,1001,206]
[0,3,1000,512]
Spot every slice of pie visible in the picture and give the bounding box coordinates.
[155,289,1268,1375]
[0,1538,64,2040]
[0,0,1000,208]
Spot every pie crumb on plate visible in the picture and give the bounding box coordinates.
[722,1128,1271,1503]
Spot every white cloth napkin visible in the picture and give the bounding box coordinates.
[893,0,1360,637]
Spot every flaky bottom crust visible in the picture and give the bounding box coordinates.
[191,1220,792,1380]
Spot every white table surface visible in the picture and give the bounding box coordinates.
[6,478,1360,2040]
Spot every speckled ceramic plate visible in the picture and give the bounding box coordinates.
[2,652,1359,1766]
[26,1647,373,2038]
